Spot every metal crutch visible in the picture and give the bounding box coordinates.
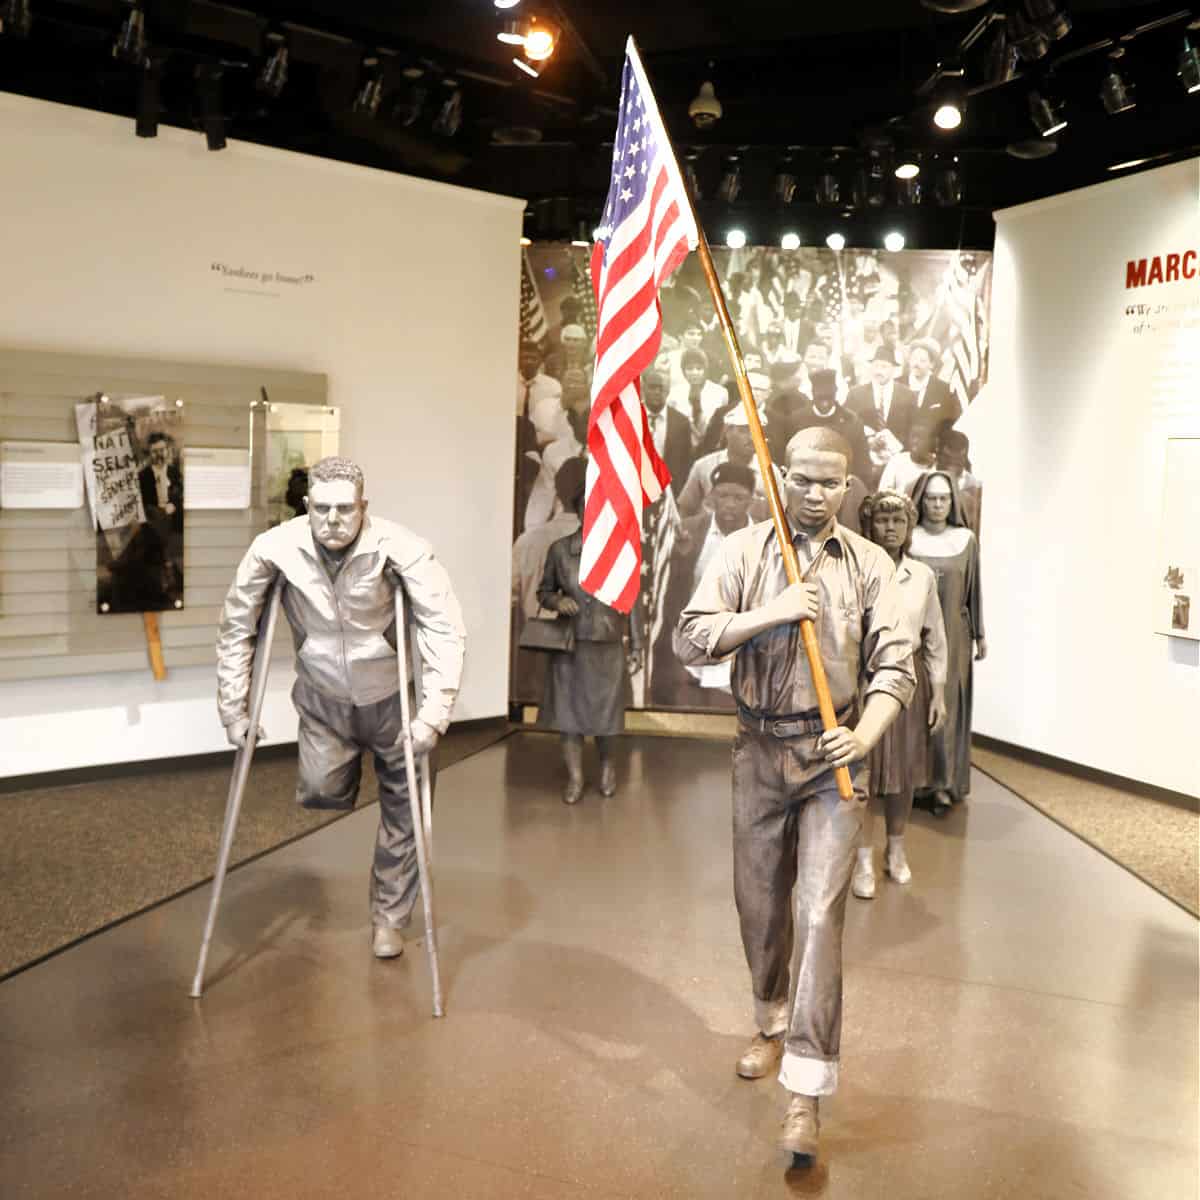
[190,576,284,998]
[393,583,444,1018]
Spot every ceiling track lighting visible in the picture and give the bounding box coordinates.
[683,151,702,201]
[113,2,147,66]
[773,157,797,206]
[984,19,1019,84]
[257,32,289,99]
[825,231,846,252]
[195,64,226,151]
[883,230,906,253]
[1008,0,1071,64]
[931,68,966,131]
[1099,60,1135,115]
[523,19,558,62]
[725,227,747,250]
[512,56,539,78]
[354,55,385,116]
[894,157,920,181]
[815,157,841,206]
[933,157,963,206]
[780,232,801,251]
[135,54,163,138]
[497,18,527,46]
[1029,87,1068,137]
[432,83,462,137]
[494,0,522,8]
[0,0,32,39]
[1180,35,1200,94]
[716,155,742,206]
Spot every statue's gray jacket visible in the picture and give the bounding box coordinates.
[216,515,466,733]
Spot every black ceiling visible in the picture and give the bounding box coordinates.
[2,1,1198,250]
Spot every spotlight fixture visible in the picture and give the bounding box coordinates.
[512,57,539,78]
[983,20,1018,85]
[894,158,920,180]
[1006,137,1058,159]
[519,235,532,246]
[257,32,289,99]
[780,232,801,251]
[195,65,226,151]
[354,56,385,116]
[1180,35,1200,94]
[725,228,747,249]
[135,55,163,138]
[0,0,32,38]
[432,83,462,137]
[773,157,797,206]
[113,2,147,66]
[919,0,986,10]
[497,18,527,45]
[1029,88,1068,137]
[683,150,702,201]
[896,168,923,205]
[1009,0,1071,64]
[883,230,906,253]
[524,19,557,61]
[815,158,841,206]
[932,71,966,131]
[688,80,723,129]
[933,157,963,206]
[716,155,742,205]
[494,0,522,7]
[862,145,889,208]
[826,232,846,252]
[1099,61,1135,115]
[571,220,590,248]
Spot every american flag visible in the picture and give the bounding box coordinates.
[519,247,549,348]
[581,38,698,613]
[923,252,992,408]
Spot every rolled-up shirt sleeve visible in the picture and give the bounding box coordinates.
[390,540,466,735]
[216,538,279,728]
[674,537,743,666]
[860,556,916,708]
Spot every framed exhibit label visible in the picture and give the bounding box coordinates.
[1155,437,1200,641]
[0,441,84,509]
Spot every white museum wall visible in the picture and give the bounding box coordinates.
[964,158,1199,796]
[0,93,523,777]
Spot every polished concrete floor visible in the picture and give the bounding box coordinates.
[1,732,1196,1199]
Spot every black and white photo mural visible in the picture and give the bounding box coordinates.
[512,242,992,713]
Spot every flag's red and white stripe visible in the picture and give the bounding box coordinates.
[581,38,697,613]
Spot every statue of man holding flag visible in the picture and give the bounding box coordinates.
[586,38,914,1165]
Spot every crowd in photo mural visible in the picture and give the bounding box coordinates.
[512,242,991,810]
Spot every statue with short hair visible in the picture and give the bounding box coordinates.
[216,455,466,959]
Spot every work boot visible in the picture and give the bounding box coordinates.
[371,924,405,959]
[562,734,584,805]
[885,836,912,885]
[736,1032,784,1079]
[779,1093,820,1159]
[851,847,876,899]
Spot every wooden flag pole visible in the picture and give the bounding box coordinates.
[689,229,855,802]
[143,612,167,680]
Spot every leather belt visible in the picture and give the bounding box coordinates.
[737,703,855,739]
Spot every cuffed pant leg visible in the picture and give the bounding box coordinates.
[781,764,865,1096]
[732,731,796,1037]
[363,694,420,930]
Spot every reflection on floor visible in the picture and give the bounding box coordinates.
[0,731,1195,1199]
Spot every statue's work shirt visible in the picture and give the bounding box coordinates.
[675,519,915,717]
[216,515,466,732]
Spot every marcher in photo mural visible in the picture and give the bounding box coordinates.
[908,470,986,817]
[510,243,991,717]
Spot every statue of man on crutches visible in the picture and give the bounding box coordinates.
[211,455,466,966]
